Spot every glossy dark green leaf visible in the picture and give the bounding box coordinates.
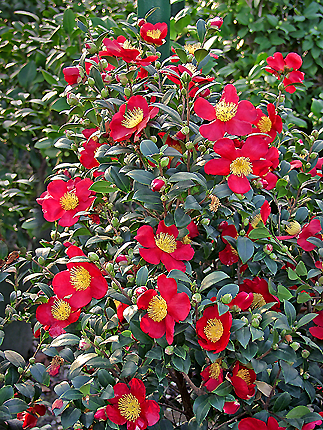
[63,8,76,34]
[237,236,254,263]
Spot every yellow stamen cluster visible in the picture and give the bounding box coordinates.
[60,192,79,211]
[182,235,192,245]
[70,267,91,291]
[118,394,141,421]
[146,29,162,39]
[121,107,144,129]
[204,318,224,342]
[184,63,197,74]
[209,195,220,213]
[51,299,72,320]
[250,213,262,228]
[147,296,168,322]
[209,360,222,379]
[155,232,177,253]
[230,157,253,177]
[258,116,272,133]
[236,368,252,384]
[215,100,238,122]
[184,42,201,54]
[285,220,301,236]
[251,293,266,309]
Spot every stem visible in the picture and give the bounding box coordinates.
[181,372,205,396]
[171,369,194,419]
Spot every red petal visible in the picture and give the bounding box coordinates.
[114,383,130,399]
[266,52,284,71]
[129,378,146,403]
[140,314,166,339]
[200,121,225,141]
[106,405,127,425]
[313,311,323,326]
[89,276,108,299]
[156,220,178,238]
[141,400,160,426]
[157,274,177,302]
[160,253,186,272]
[213,138,236,159]
[137,290,157,310]
[139,247,162,265]
[165,314,175,344]
[241,136,269,159]
[171,242,194,261]
[167,292,191,322]
[69,290,93,308]
[135,225,156,248]
[285,52,302,70]
[309,326,323,339]
[194,98,216,121]
[235,100,257,122]
[225,118,252,137]
[58,211,79,227]
[204,158,231,176]
[227,175,251,194]
[223,401,240,414]
[41,199,64,222]
[221,84,239,104]
[47,180,67,200]
[53,272,75,297]
[239,418,267,430]
[66,245,85,258]
[260,200,271,223]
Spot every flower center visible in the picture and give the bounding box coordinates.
[60,192,79,211]
[230,245,238,256]
[147,296,168,322]
[285,220,301,236]
[118,394,141,422]
[155,232,177,253]
[51,299,72,321]
[209,195,220,213]
[184,42,201,54]
[122,40,136,51]
[204,318,224,342]
[209,361,221,379]
[185,63,197,74]
[250,213,262,228]
[182,234,192,245]
[237,368,252,384]
[251,293,266,309]
[230,157,253,177]
[146,29,162,39]
[258,116,272,133]
[70,267,91,291]
[215,100,238,122]
[121,107,144,129]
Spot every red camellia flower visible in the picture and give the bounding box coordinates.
[36,296,81,338]
[239,417,285,430]
[140,22,168,46]
[137,274,191,344]
[201,359,223,391]
[266,52,304,93]
[218,221,239,266]
[94,378,160,430]
[204,137,272,194]
[135,220,194,272]
[110,95,159,142]
[63,66,81,85]
[208,17,223,29]
[309,310,323,339]
[228,362,256,399]
[277,218,322,251]
[228,292,254,311]
[47,356,64,376]
[17,404,46,429]
[37,177,95,227]
[194,84,257,141]
[239,277,280,311]
[252,103,283,143]
[53,245,108,308]
[151,178,165,192]
[196,304,232,352]
[223,401,240,414]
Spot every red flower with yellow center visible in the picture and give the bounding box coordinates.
[140,22,168,46]
[204,136,272,194]
[201,359,224,391]
[110,95,159,142]
[137,274,191,344]
[36,296,80,338]
[277,218,322,251]
[228,362,256,399]
[17,404,46,429]
[266,52,304,94]
[36,177,95,227]
[53,245,108,308]
[135,220,194,272]
[239,417,285,430]
[196,304,232,352]
[94,378,160,430]
[252,103,282,143]
[194,84,257,141]
[239,277,280,312]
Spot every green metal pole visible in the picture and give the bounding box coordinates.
[137,0,171,60]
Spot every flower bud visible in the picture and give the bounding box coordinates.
[155,61,161,69]
[38,256,45,265]
[306,162,311,169]
[26,253,32,261]
[88,77,95,86]
[105,262,115,275]
[29,357,35,365]
[181,126,190,135]
[127,274,135,283]
[116,255,128,264]
[208,17,223,29]
[201,218,210,226]
[134,286,148,297]
[79,338,91,350]
[312,130,319,139]
[290,341,300,351]
[181,71,191,83]
[192,293,202,303]
[272,343,279,350]
[285,334,293,342]
[101,88,108,98]
[87,42,97,54]
[124,88,131,98]
[94,336,103,346]
[138,18,146,27]
[198,144,206,153]
[263,244,273,254]
[151,178,166,192]
[310,151,318,159]
[239,229,246,236]
[150,136,157,143]
[241,316,248,325]
[111,217,120,228]
[111,281,119,289]
[114,236,123,244]
[67,93,79,106]
[160,157,169,168]
[107,203,114,210]
[88,252,100,262]
[160,195,168,202]
[100,59,108,69]
[251,319,260,328]
[269,253,277,260]
[301,349,310,358]
[18,367,24,374]
[25,370,31,377]
[221,294,232,304]
[119,74,128,85]
[165,346,174,355]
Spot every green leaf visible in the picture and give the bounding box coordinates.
[105,166,130,192]
[89,67,104,91]
[140,140,159,157]
[136,266,148,286]
[184,195,202,210]
[196,19,206,43]
[287,267,300,281]
[30,363,49,385]
[169,172,207,188]
[51,333,80,347]
[127,170,155,186]
[296,261,307,277]
[63,8,76,33]
[208,395,224,411]
[216,284,239,300]
[0,241,8,260]
[284,300,296,325]
[280,361,299,384]
[286,406,310,419]
[168,270,191,283]
[236,326,251,348]
[89,181,117,193]
[4,351,26,368]
[51,98,70,112]
[237,236,254,263]
[151,103,183,123]
[200,272,230,291]
[273,392,292,412]
[0,386,14,405]
[15,382,35,399]
[61,407,81,429]
[41,70,58,85]
[97,369,115,387]
[296,313,318,329]
[18,62,37,88]
[277,285,293,301]
[248,228,271,239]
[174,208,191,228]
[120,361,138,378]
[213,381,232,396]
[3,398,28,414]
[194,48,209,63]
[193,395,210,425]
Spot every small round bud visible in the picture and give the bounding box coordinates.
[25,370,31,377]
[88,252,100,262]
[235,193,245,200]
[281,245,288,252]
[181,71,191,83]
[310,151,318,159]
[100,59,108,69]
[88,77,95,86]
[101,88,108,98]
[87,42,97,54]
[79,338,91,350]
[165,346,174,355]
[138,18,146,27]
[94,336,103,346]
[181,126,190,135]
[127,275,135,283]
[38,256,45,265]
[67,93,79,106]
[221,294,232,304]
[18,367,24,374]
[155,61,161,69]
[71,143,78,152]
[198,144,206,153]
[151,178,166,192]
[160,195,168,202]
[251,319,260,328]
[305,162,311,169]
[26,253,32,262]
[119,74,128,85]
[0,374,5,382]
[154,74,159,81]
[272,343,279,350]
[285,334,293,342]
[263,244,273,254]
[239,229,246,236]
[201,218,210,226]
[318,276,323,285]
[301,349,310,359]
[124,88,131,98]
[269,252,277,260]
[116,255,128,264]
[150,136,157,143]
[105,262,114,275]
[241,316,248,325]
[192,293,202,303]
[290,341,300,351]
[111,217,120,228]
[160,157,169,168]
[29,357,35,365]
[134,286,148,297]
[107,203,114,210]
[114,236,123,244]
[111,281,119,290]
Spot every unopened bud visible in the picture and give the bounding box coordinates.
[18,367,24,374]
[100,59,108,69]
[239,229,246,236]
[26,253,32,261]
[272,343,279,350]
[138,18,146,27]
[124,88,131,97]
[221,294,232,304]
[111,217,119,228]
[150,136,157,143]
[208,17,223,29]
[301,349,310,358]
[94,336,103,346]
[160,157,169,168]
[310,152,318,159]
[101,88,108,98]
[88,252,100,262]
[127,275,135,283]
[134,286,148,297]
[105,262,114,275]
[306,162,311,169]
[67,93,79,106]
[160,195,168,202]
[165,346,174,355]
[285,334,293,342]
[263,244,273,254]
[87,42,97,54]
[88,77,95,86]
[114,236,123,244]
[181,71,191,83]
[38,256,45,265]
[290,341,300,351]
[251,319,260,328]
[151,178,166,192]
[241,316,248,325]
[29,357,35,365]
[303,372,310,379]
[192,293,202,303]
[155,61,161,69]
[181,126,190,136]
[198,144,206,153]
[269,253,277,260]
[201,218,210,226]
[119,74,128,85]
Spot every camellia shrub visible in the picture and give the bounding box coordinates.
[2,11,323,430]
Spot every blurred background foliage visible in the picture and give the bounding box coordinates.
[1,0,323,256]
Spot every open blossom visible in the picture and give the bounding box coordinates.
[228,362,256,399]
[63,66,81,85]
[110,95,159,142]
[36,296,80,337]
[194,84,257,141]
[137,274,191,344]
[266,52,304,93]
[204,137,272,194]
[201,359,223,391]
[53,245,108,308]
[309,310,323,339]
[94,378,160,430]
[239,277,280,312]
[17,404,46,429]
[140,22,168,46]
[252,103,282,143]
[239,417,285,430]
[37,177,95,227]
[277,218,322,251]
[135,220,194,272]
[196,304,232,352]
